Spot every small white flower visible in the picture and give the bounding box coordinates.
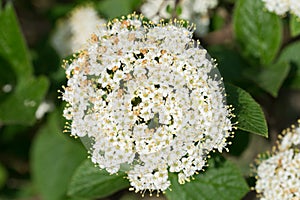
[290,0,300,18]
[256,150,300,200]
[140,0,174,23]
[278,124,300,151]
[69,5,105,53]
[261,0,300,18]
[198,0,218,13]
[62,14,233,194]
[51,5,106,57]
[261,0,290,16]
[140,0,218,35]
[255,121,300,200]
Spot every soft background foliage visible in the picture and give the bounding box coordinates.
[0,0,299,199]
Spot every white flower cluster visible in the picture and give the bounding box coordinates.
[262,0,300,18]
[278,124,300,151]
[255,121,300,200]
[51,5,105,57]
[62,14,233,194]
[140,0,218,35]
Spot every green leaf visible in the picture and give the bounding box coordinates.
[233,0,282,65]
[225,84,268,137]
[290,15,300,37]
[31,110,86,200]
[246,61,290,97]
[278,41,300,89]
[97,0,141,19]
[0,3,33,82]
[0,55,17,100]
[165,158,249,200]
[15,183,38,199]
[227,130,250,157]
[209,45,250,85]
[0,3,49,125]
[68,159,130,199]
[0,163,7,189]
[0,76,49,125]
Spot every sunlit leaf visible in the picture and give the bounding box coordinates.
[68,159,129,199]
[290,15,300,37]
[233,0,282,65]
[165,157,249,200]
[225,84,268,137]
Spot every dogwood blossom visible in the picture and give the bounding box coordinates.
[255,121,300,200]
[62,14,233,194]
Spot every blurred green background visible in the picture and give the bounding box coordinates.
[0,0,300,199]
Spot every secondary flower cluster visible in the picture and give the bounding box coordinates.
[255,121,300,200]
[261,0,300,18]
[62,14,233,194]
[51,5,105,57]
[141,0,218,35]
